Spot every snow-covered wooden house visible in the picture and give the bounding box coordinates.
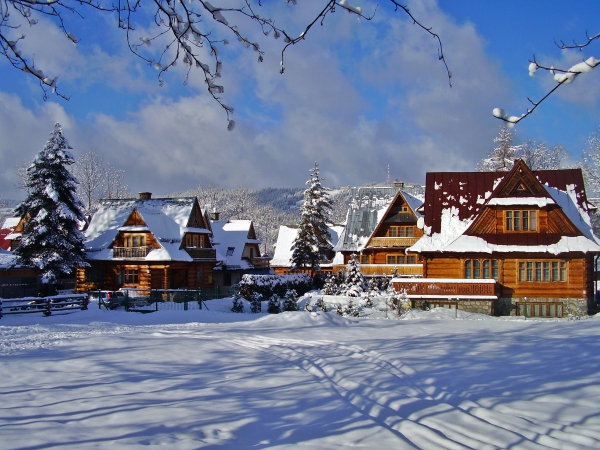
[270,224,344,275]
[333,185,424,276]
[76,193,217,292]
[399,160,600,317]
[1,216,24,251]
[211,219,271,290]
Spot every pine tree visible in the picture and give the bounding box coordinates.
[15,123,88,286]
[290,162,333,275]
[282,289,299,311]
[267,295,281,314]
[342,254,368,297]
[477,125,520,172]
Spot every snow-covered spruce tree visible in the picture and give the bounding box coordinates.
[249,292,262,313]
[282,289,299,312]
[342,254,368,297]
[290,162,333,275]
[231,295,244,313]
[15,123,88,287]
[267,295,281,314]
[477,126,520,172]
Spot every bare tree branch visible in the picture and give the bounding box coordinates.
[1,0,452,129]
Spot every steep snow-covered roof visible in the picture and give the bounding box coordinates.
[211,220,261,269]
[84,197,209,261]
[271,225,344,267]
[411,162,600,254]
[335,187,424,252]
[1,217,20,230]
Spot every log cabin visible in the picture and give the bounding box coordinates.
[75,193,217,293]
[399,160,600,317]
[333,185,424,277]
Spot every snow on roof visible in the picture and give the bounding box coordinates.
[84,197,207,261]
[335,187,423,252]
[0,249,17,268]
[1,217,19,230]
[411,162,600,255]
[211,219,260,269]
[271,224,344,267]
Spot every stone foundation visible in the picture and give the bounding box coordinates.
[412,299,493,315]
[494,297,589,318]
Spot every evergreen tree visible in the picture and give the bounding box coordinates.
[477,125,520,172]
[15,123,88,286]
[282,289,299,312]
[290,162,333,275]
[342,254,368,297]
[231,295,244,313]
[267,295,281,314]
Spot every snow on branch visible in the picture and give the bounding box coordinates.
[494,30,600,126]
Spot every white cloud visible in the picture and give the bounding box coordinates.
[0,0,533,202]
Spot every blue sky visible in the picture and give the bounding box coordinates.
[1,0,599,200]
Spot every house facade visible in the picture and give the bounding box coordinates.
[211,219,271,290]
[398,160,600,317]
[75,193,217,293]
[333,185,424,277]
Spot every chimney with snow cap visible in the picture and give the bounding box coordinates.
[139,192,152,200]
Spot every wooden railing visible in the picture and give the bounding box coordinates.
[392,278,497,297]
[113,246,150,258]
[332,264,423,276]
[184,248,217,260]
[248,256,271,268]
[368,237,421,247]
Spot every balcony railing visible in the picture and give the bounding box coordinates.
[113,246,150,259]
[392,278,497,298]
[368,237,420,247]
[184,247,217,260]
[248,256,271,268]
[332,264,423,276]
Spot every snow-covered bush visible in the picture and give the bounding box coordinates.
[231,296,244,313]
[387,287,411,317]
[323,273,342,295]
[305,300,312,312]
[239,273,313,301]
[282,289,299,312]
[341,254,368,297]
[267,295,281,314]
[344,298,360,317]
[249,292,262,314]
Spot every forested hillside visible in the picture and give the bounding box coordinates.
[173,185,353,254]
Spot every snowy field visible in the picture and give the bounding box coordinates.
[2,297,600,449]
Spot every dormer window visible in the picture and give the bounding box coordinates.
[185,234,204,248]
[505,210,537,231]
[124,235,145,247]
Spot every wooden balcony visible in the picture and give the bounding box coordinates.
[248,256,271,268]
[392,278,497,298]
[332,264,423,276]
[184,247,217,260]
[367,237,420,248]
[113,246,150,259]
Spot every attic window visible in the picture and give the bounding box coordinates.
[516,183,527,192]
[226,247,235,256]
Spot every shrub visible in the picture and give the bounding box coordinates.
[239,274,313,301]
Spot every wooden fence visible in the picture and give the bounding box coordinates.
[0,294,89,318]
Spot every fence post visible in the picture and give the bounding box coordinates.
[44,297,52,316]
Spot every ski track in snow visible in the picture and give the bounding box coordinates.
[229,335,600,449]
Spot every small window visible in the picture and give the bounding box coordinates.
[359,254,370,264]
[226,247,235,256]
